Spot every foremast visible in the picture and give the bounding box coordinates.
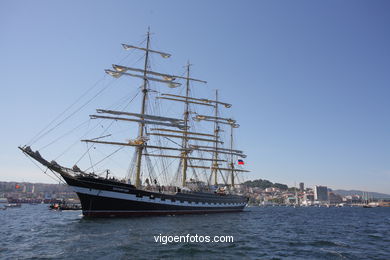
[135,29,151,188]
[91,30,183,189]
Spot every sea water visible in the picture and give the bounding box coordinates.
[1,204,389,259]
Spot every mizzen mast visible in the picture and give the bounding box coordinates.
[213,90,220,186]
[181,63,191,187]
[229,123,240,189]
[191,94,249,187]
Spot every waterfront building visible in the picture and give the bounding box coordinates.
[314,185,328,201]
[304,193,314,202]
[285,196,297,205]
[299,182,304,192]
[329,192,342,204]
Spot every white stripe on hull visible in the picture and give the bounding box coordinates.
[83,209,242,213]
[71,186,247,208]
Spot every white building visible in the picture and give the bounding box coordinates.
[314,185,328,201]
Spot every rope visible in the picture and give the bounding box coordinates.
[144,150,157,183]
[26,36,147,147]
[27,77,107,146]
[29,77,115,147]
[126,150,138,183]
[39,119,90,151]
[84,146,125,172]
[23,153,65,184]
[86,143,95,173]
[73,90,140,165]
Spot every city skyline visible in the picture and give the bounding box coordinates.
[1,1,389,193]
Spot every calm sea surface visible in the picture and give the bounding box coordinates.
[0,204,389,259]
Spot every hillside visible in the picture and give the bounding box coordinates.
[333,189,390,199]
[243,179,289,190]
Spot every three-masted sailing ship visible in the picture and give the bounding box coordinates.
[20,31,249,217]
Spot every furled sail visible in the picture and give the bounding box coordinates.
[96,109,184,124]
[143,153,226,162]
[150,128,215,137]
[81,139,189,152]
[147,133,223,144]
[112,64,206,83]
[190,145,244,154]
[105,69,181,88]
[157,96,215,107]
[161,93,232,108]
[121,44,172,58]
[89,114,186,129]
[189,145,247,158]
[188,165,250,172]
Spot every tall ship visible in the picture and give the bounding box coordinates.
[20,31,249,217]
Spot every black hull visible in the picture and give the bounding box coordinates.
[61,174,248,217]
[19,146,247,217]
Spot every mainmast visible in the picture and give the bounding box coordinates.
[181,63,191,187]
[134,29,151,188]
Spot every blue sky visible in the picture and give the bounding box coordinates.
[1,0,389,193]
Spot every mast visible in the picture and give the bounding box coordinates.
[230,124,234,189]
[181,63,191,187]
[212,90,219,186]
[135,29,151,188]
